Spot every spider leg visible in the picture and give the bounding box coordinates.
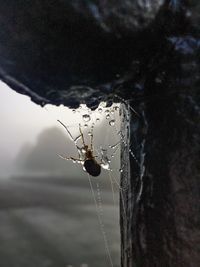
[57,120,75,142]
[90,125,94,151]
[79,123,86,147]
[57,120,87,163]
[57,120,83,155]
[58,154,83,162]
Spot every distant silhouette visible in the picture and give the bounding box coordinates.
[16,127,78,176]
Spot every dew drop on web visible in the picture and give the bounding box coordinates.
[109,119,115,126]
[100,148,111,170]
[101,161,110,170]
[114,106,119,111]
[81,148,86,153]
[82,114,91,122]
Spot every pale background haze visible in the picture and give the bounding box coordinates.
[0,81,121,267]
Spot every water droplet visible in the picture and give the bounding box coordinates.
[82,166,86,171]
[110,141,120,149]
[96,118,100,122]
[72,109,76,113]
[101,162,110,170]
[106,114,110,119]
[105,109,109,114]
[82,114,91,122]
[100,149,111,170]
[119,168,123,173]
[81,148,86,153]
[99,102,107,108]
[114,106,119,111]
[84,124,88,128]
[98,108,103,113]
[109,119,115,126]
[88,131,92,136]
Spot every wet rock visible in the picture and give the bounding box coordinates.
[168,36,200,54]
[120,24,200,267]
[186,0,200,32]
[0,0,164,108]
[66,0,165,36]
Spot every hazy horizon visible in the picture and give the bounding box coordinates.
[0,81,121,179]
[0,81,121,267]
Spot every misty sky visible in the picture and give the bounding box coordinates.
[0,81,60,176]
[0,81,121,178]
[0,81,121,267]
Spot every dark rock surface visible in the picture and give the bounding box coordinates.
[121,44,200,266]
[0,0,171,108]
[1,1,200,267]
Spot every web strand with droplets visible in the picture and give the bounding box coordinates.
[87,174,114,267]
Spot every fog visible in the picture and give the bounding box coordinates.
[0,81,61,177]
[15,127,76,176]
[0,81,120,179]
[0,82,121,267]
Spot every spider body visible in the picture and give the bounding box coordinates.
[83,145,101,177]
[58,120,102,177]
[84,159,101,177]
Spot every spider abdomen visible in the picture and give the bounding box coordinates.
[84,159,101,177]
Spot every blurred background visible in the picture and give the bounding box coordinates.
[0,81,121,267]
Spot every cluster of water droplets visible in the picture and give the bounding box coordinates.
[65,102,123,173]
[54,101,127,177]
[96,103,120,128]
[82,114,91,122]
[100,148,111,170]
[96,103,122,172]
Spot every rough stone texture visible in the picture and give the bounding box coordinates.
[139,59,200,267]
[0,1,200,267]
[66,0,165,36]
[120,21,200,266]
[0,0,164,108]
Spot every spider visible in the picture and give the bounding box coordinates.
[57,120,103,177]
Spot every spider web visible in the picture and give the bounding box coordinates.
[44,100,141,267]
